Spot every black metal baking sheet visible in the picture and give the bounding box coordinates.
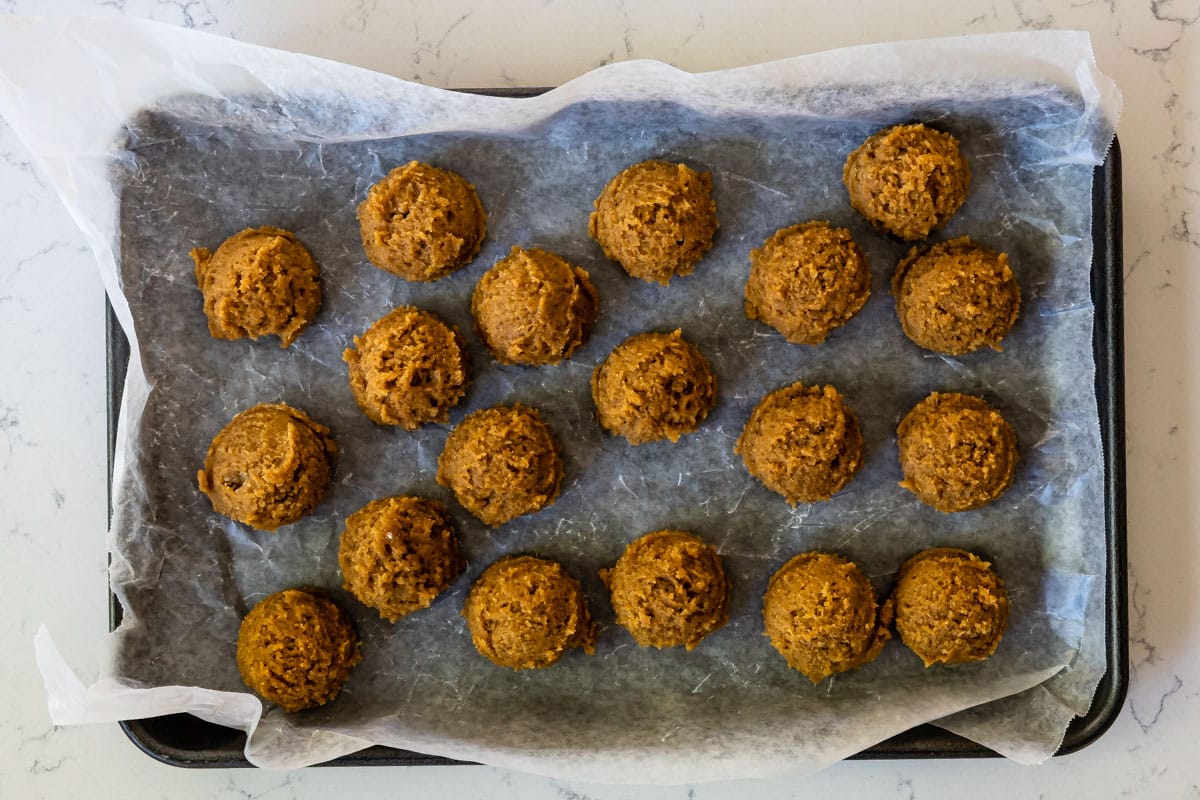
[104,86,1126,767]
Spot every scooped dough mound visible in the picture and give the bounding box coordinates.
[462,556,596,670]
[896,392,1017,512]
[602,530,730,650]
[591,329,716,445]
[472,246,599,365]
[745,221,871,345]
[588,160,718,285]
[436,404,563,526]
[736,383,863,505]
[190,226,321,348]
[338,495,464,622]
[197,403,336,531]
[236,588,361,712]
[343,306,469,429]
[891,548,1008,667]
[762,552,892,683]
[843,123,970,241]
[357,161,487,281]
[892,237,1020,355]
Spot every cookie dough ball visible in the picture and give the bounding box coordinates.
[745,221,871,345]
[892,237,1020,355]
[462,556,596,670]
[190,226,321,348]
[602,530,729,650]
[357,161,487,281]
[236,589,361,712]
[197,403,336,531]
[472,246,599,365]
[343,306,469,429]
[762,552,892,683]
[892,548,1008,667]
[436,405,563,526]
[843,123,970,241]
[736,383,863,505]
[588,160,717,285]
[591,330,716,445]
[897,392,1017,512]
[338,496,464,622]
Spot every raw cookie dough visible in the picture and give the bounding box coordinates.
[897,392,1017,512]
[736,383,863,505]
[472,246,599,365]
[591,329,716,445]
[842,123,971,241]
[892,237,1020,355]
[762,552,892,683]
[891,548,1009,667]
[190,226,321,348]
[588,160,717,285]
[601,530,729,650]
[343,306,469,429]
[236,588,361,712]
[197,403,336,531]
[436,404,563,526]
[462,556,596,670]
[745,221,871,345]
[357,161,487,281]
[338,495,464,622]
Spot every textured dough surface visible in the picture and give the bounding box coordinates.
[588,160,717,285]
[745,221,871,345]
[892,237,1020,355]
[591,329,716,445]
[343,306,469,429]
[892,548,1009,667]
[357,161,487,281]
[736,383,862,505]
[602,530,729,650]
[762,552,892,683]
[338,495,464,622]
[472,246,599,365]
[462,556,596,670]
[436,404,563,526]
[236,589,361,712]
[843,123,970,241]
[197,403,336,531]
[190,226,321,348]
[896,392,1017,512]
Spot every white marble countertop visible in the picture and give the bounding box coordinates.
[2,0,1196,797]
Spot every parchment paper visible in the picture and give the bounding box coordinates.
[0,17,1120,782]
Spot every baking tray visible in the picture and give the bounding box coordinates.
[103,85,1126,767]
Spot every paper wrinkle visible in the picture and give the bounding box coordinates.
[1,17,1120,782]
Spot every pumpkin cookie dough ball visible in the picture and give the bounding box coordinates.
[236,589,361,712]
[463,556,596,670]
[602,530,730,650]
[190,226,321,348]
[736,383,863,505]
[472,246,599,366]
[591,330,716,445]
[843,123,970,241]
[588,160,718,285]
[762,552,892,683]
[343,306,469,429]
[436,405,563,526]
[745,221,871,345]
[892,237,1020,355]
[897,392,1017,512]
[338,496,464,623]
[197,403,336,531]
[357,161,487,281]
[891,548,1008,667]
